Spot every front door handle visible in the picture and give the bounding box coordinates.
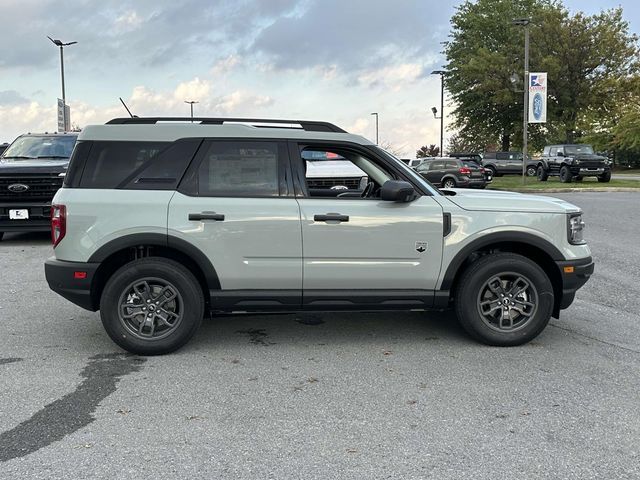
[314,213,349,223]
[189,212,225,221]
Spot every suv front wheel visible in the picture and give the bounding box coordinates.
[455,253,554,346]
[100,257,204,355]
[537,166,548,182]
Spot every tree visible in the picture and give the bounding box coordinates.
[444,1,639,150]
[379,140,406,157]
[416,144,440,158]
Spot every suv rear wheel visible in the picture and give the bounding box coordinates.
[100,257,204,355]
[455,253,554,346]
[442,178,457,189]
[537,166,548,182]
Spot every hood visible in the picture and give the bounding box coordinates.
[0,158,69,175]
[572,153,607,161]
[441,188,581,214]
[305,160,366,178]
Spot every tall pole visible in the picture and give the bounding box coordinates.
[59,46,66,129]
[522,23,529,184]
[185,100,199,122]
[371,112,379,144]
[439,75,444,155]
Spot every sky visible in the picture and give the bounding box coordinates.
[1,0,638,156]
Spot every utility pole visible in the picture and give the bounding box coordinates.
[48,36,77,131]
[513,19,530,184]
[431,70,446,155]
[185,100,199,122]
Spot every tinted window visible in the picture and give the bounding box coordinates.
[445,161,459,169]
[496,152,508,160]
[118,139,202,190]
[430,161,445,170]
[80,141,167,188]
[196,141,280,197]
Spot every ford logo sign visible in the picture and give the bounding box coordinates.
[8,183,30,193]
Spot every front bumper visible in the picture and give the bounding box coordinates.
[45,257,100,311]
[555,256,594,311]
[0,202,52,232]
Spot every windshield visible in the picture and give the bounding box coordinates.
[374,147,442,196]
[2,135,77,160]
[564,145,594,155]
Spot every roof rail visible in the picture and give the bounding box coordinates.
[105,117,347,133]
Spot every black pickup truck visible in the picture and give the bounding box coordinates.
[0,132,78,240]
[536,144,611,183]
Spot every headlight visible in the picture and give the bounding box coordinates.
[573,159,580,165]
[568,213,586,244]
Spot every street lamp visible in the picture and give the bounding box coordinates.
[184,100,199,122]
[47,36,77,131]
[512,18,530,184]
[370,112,379,145]
[431,70,446,155]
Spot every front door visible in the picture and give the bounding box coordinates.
[291,142,444,306]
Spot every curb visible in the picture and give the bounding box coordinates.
[490,187,640,193]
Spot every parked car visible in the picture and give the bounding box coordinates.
[415,157,488,189]
[0,132,78,241]
[45,116,593,355]
[536,144,611,183]
[482,151,538,177]
[302,149,368,197]
[447,153,493,183]
[404,158,427,170]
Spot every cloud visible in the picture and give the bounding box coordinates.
[357,63,427,91]
[0,90,29,106]
[211,55,242,75]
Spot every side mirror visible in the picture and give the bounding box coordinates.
[380,180,416,202]
[557,151,564,157]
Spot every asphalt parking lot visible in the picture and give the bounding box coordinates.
[0,192,638,479]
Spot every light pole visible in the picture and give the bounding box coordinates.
[370,112,379,144]
[431,70,446,155]
[185,100,199,122]
[48,36,77,131]
[513,18,530,184]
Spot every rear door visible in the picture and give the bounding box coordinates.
[425,160,445,185]
[168,139,302,309]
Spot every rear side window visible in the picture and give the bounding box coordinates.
[79,141,168,188]
[194,141,282,197]
[445,161,459,169]
[430,161,445,170]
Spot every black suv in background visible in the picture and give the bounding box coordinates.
[416,157,488,189]
[482,151,537,177]
[0,132,78,240]
[536,144,611,183]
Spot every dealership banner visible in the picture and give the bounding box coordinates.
[528,73,547,123]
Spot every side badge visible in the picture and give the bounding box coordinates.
[415,241,428,253]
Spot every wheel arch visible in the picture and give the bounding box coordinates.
[88,233,220,310]
[440,232,564,317]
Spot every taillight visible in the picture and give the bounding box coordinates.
[51,204,66,247]
[480,167,485,172]
[459,167,472,175]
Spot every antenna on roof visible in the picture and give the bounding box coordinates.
[119,97,137,118]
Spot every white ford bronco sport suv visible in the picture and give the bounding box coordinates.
[45,117,593,355]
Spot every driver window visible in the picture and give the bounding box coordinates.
[300,147,393,199]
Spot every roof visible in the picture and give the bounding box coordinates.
[78,117,373,145]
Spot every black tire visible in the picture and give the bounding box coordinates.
[526,165,537,177]
[485,166,498,178]
[597,171,611,183]
[537,166,548,182]
[454,252,554,346]
[100,257,204,355]
[559,165,572,183]
[442,178,457,189]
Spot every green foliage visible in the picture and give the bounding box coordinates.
[444,0,640,153]
[416,144,440,157]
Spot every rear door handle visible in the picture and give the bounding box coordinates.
[314,213,349,223]
[189,212,225,221]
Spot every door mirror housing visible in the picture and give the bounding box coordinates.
[557,151,564,157]
[380,180,416,202]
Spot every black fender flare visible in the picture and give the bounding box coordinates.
[87,233,221,289]
[439,231,565,290]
